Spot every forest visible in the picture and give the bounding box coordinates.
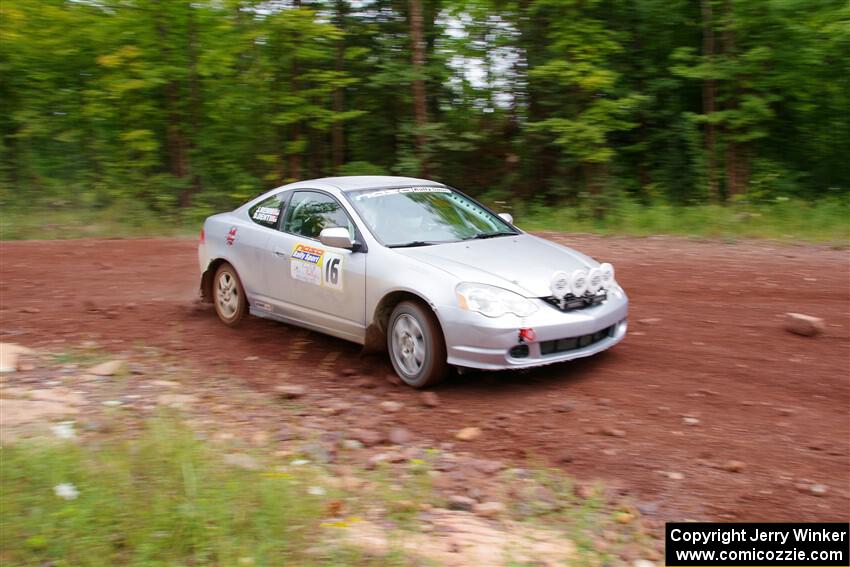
[1,0,848,236]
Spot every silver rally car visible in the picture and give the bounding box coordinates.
[199,176,628,387]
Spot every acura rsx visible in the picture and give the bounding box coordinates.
[198,176,628,387]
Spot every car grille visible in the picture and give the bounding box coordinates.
[541,291,607,312]
[539,324,616,356]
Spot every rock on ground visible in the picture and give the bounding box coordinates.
[333,509,575,566]
[379,400,403,413]
[0,398,80,428]
[784,313,825,337]
[473,501,506,518]
[0,343,35,373]
[420,391,440,407]
[388,427,412,445]
[448,494,476,511]
[275,384,307,399]
[350,428,385,447]
[88,360,126,376]
[456,427,482,441]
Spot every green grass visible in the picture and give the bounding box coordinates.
[2,197,848,243]
[0,419,397,567]
[0,205,199,241]
[0,414,654,566]
[516,197,849,244]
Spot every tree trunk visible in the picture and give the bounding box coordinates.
[725,140,738,197]
[722,0,744,196]
[179,2,203,208]
[332,0,347,172]
[701,0,718,201]
[154,0,191,206]
[289,0,303,180]
[409,0,428,176]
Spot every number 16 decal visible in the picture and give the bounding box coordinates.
[323,253,344,291]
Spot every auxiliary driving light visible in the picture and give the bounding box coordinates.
[587,267,603,293]
[569,269,589,296]
[549,270,570,299]
[599,262,614,286]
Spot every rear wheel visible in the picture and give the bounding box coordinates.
[387,301,448,388]
[213,263,247,326]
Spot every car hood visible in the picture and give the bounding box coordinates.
[396,234,597,297]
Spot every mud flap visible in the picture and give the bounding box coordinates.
[361,324,387,355]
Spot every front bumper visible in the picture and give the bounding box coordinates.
[439,288,628,371]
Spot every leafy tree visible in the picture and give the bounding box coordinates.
[0,0,847,217]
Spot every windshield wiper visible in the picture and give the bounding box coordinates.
[386,240,438,248]
[467,231,517,240]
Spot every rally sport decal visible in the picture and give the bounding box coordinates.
[290,243,343,291]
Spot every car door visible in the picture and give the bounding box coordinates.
[238,191,289,303]
[264,189,367,343]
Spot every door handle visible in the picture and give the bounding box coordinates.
[273,248,289,258]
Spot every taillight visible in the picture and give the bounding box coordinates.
[199,227,205,244]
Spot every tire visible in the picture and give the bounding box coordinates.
[212,263,247,327]
[387,300,448,388]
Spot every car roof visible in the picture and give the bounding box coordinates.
[286,175,445,193]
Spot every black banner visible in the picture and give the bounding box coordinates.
[666,523,849,566]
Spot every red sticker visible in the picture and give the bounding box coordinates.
[226,226,237,246]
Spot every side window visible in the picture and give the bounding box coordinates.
[248,193,284,229]
[283,191,354,240]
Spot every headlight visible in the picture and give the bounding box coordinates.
[456,283,538,318]
[569,269,588,296]
[599,262,615,287]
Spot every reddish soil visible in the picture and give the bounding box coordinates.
[2,234,848,522]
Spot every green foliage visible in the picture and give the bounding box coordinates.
[516,196,849,243]
[0,0,847,221]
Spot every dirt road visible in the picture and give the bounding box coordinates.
[2,234,848,521]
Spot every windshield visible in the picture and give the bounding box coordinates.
[348,186,517,248]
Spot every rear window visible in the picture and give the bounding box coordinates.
[248,193,284,229]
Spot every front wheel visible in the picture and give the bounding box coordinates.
[213,263,247,326]
[387,301,448,388]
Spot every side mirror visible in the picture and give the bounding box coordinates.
[319,227,354,249]
[498,212,514,225]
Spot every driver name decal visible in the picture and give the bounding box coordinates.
[252,206,279,224]
[290,243,344,290]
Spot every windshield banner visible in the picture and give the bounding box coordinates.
[355,186,451,200]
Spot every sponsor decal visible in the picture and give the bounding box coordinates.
[290,243,344,290]
[252,206,280,224]
[355,186,451,200]
[290,243,324,286]
[226,226,237,246]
